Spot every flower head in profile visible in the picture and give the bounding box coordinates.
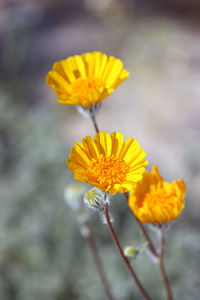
[128,165,186,224]
[46,52,129,107]
[67,132,148,195]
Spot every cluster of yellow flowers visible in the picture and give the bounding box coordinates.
[46,51,186,224]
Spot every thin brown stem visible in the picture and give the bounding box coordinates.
[85,223,116,300]
[90,107,100,133]
[159,231,173,300]
[104,204,152,300]
[124,192,158,257]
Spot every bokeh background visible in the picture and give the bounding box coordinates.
[0,0,200,299]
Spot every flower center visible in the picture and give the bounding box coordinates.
[71,77,103,99]
[88,155,129,189]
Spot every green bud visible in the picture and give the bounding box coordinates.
[124,246,136,258]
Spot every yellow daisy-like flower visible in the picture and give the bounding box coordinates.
[67,132,148,195]
[128,165,186,223]
[46,52,129,107]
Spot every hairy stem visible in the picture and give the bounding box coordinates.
[104,204,152,300]
[90,106,100,133]
[159,231,173,300]
[85,223,116,300]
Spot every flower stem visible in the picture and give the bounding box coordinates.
[124,192,158,257]
[124,192,173,299]
[90,106,100,133]
[104,204,152,300]
[159,231,173,300]
[85,223,116,300]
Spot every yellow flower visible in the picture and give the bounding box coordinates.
[128,165,186,223]
[67,132,148,195]
[46,52,129,107]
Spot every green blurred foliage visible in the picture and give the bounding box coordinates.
[0,1,200,299]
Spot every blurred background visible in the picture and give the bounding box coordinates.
[0,0,200,299]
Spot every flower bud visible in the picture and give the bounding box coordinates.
[124,246,136,258]
[84,188,109,212]
[64,183,87,211]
